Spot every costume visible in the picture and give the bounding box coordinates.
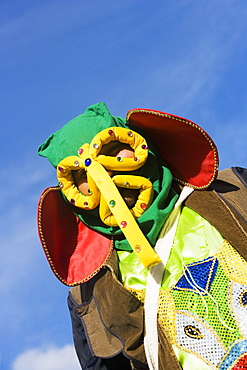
[38,103,247,369]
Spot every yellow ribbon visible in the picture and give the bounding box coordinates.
[86,158,161,268]
[57,127,162,268]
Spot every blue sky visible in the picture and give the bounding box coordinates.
[1,1,247,369]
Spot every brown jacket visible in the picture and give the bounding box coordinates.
[69,167,247,369]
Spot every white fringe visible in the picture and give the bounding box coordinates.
[144,186,194,370]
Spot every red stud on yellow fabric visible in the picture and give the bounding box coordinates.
[78,148,83,155]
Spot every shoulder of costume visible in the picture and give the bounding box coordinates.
[184,166,247,261]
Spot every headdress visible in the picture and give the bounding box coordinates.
[38,102,218,285]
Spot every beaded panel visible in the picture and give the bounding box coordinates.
[230,282,247,338]
[127,240,247,369]
[158,289,176,343]
[218,339,247,369]
[169,241,247,368]
[175,310,225,367]
[174,256,218,294]
[127,287,145,303]
[217,240,247,285]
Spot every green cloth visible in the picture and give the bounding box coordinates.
[38,102,127,168]
[117,206,224,289]
[38,102,178,250]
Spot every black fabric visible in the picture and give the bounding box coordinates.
[68,292,132,370]
[232,166,247,187]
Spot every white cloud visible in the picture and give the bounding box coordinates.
[12,345,81,370]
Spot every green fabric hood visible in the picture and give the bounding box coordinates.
[38,102,178,250]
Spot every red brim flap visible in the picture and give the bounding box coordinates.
[127,109,219,189]
[37,187,113,286]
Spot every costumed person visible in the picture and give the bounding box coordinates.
[37,102,247,370]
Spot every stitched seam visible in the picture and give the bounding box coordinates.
[217,193,247,225]
[212,190,247,240]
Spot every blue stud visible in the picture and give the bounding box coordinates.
[84,158,92,166]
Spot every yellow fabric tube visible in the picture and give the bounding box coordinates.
[86,158,161,269]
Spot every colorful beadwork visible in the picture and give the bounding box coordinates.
[124,240,247,369]
[174,257,218,293]
[184,325,204,340]
[240,291,247,306]
[219,340,247,369]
